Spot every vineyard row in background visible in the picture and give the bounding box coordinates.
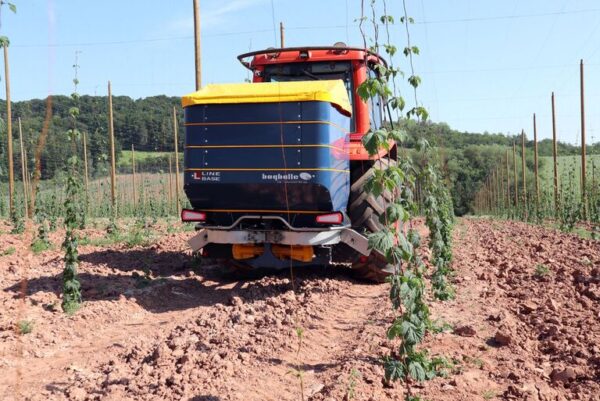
[474,61,600,237]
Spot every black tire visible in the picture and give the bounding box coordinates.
[347,159,395,283]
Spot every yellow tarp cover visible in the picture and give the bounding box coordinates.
[181,80,351,115]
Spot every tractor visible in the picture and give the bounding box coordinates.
[181,44,395,281]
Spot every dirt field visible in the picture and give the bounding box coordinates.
[1,218,599,401]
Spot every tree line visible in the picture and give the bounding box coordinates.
[0,95,183,180]
[399,119,600,216]
[1,95,598,215]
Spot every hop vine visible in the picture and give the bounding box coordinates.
[61,54,85,315]
[358,1,454,397]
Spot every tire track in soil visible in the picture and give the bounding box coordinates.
[225,281,386,401]
[51,267,389,401]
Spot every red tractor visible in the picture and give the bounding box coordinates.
[182,44,394,281]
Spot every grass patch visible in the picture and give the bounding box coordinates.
[118,150,173,168]
[534,264,550,277]
[123,229,153,248]
[482,389,497,400]
[573,227,593,240]
[31,239,52,254]
[17,320,33,335]
[539,154,600,193]
[1,246,16,256]
[80,234,123,247]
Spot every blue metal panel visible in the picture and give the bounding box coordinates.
[183,100,351,222]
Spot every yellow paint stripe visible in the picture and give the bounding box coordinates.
[201,209,323,214]
[186,167,349,173]
[184,120,349,134]
[185,144,345,152]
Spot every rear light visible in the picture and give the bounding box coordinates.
[181,209,206,222]
[315,212,343,225]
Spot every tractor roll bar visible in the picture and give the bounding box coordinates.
[237,46,388,69]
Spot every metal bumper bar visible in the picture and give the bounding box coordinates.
[188,227,370,256]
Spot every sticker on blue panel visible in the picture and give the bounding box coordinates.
[191,171,221,182]
[261,172,315,183]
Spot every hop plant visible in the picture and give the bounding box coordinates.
[37,218,50,246]
[10,198,25,234]
[61,57,84,315]
[62,163,82,314]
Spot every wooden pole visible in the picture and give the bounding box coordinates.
[496,168,501,214]
[580,59,587,219]
[24,147,32,218]
[551,92,559,212]
[280,22,285,47]
[513,142,518,208]
[4,45,14,214]
[499,164,504,211]
[82,131,89,202]
[168,153,173,211]
[489,177,493,213]
[108,81,117,216]
[18,118,27,218]
[490,176,494,212]
[533,113,540,209]
[193,0,202,90]
[492,169,497,214]
[173,107,181,215]
[521,130,528,220]
[131,144,137,208]
[506,148,511,209]
[140,172,145,211]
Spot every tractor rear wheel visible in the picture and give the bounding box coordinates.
[347,159,395,283]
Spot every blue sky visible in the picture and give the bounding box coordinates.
[3,0,600,144]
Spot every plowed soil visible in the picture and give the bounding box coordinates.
[1,218,599,401]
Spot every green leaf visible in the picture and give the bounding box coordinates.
[8,2,16,13]
[383,357,405,382]
[389,96,405,112]
[368,229,394,253]
[408,75,421,88]
[397,233,413,260]
[380,15,394,24]
[382,203,406,224]
[416,137,430,152]
[408,360,426,381]
[401,320,424,345]
[387,318,403,339]
[407,229,421,247]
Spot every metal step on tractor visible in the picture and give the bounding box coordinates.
[181,44,396,282]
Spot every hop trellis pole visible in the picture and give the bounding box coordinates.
[533,113,540,210]
[173,107,181,215]
[3,42,14,214]
[551,92,559,213]
[108,81,117,217]
[521,130,528,220]
[580,59,587,219]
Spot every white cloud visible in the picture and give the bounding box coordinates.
[165,0,268,34]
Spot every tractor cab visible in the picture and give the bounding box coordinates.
[237,44,389,160]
